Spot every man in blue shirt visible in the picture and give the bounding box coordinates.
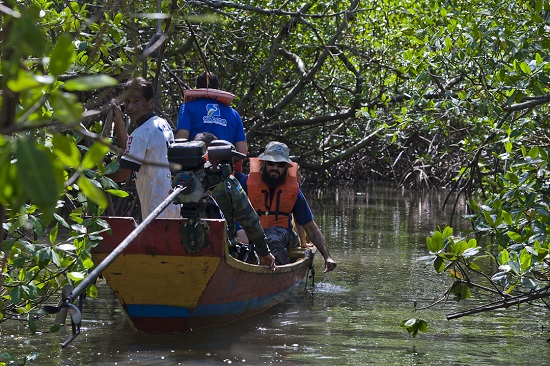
[175,72,247,171]
[238,142,337,273]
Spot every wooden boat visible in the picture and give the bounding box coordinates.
[91,216,315,332]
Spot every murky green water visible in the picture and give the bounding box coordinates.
[2,185,549,365]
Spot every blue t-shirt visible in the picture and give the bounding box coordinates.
[176,98,246,144]
[238,174,313,228]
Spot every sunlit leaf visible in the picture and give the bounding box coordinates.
[498,249,510,265]
[401,318,428,337]
[57,244,77,252]
[519,249,532,273]
[52,134,81,168]
[462,247,479,258]
[63,75,118,91]
[86,284,99,298]
[68,271,85,281]
[106,189,129,198]
[501,211,513,225]
[442,226,453,238]
[77,175,108,209]
[49,33,76,76]
[7,70,54,92]
[0,143,21,206]
[519,61,531,75]
[81,141,109,169]
[427,230,444,252]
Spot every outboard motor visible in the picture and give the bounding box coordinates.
[167,139,241,218]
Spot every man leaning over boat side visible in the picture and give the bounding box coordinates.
[237,142,337,273]
[107,77,180,220]
[194,133,276,270]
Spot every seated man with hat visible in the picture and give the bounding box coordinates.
[238,141,337,273]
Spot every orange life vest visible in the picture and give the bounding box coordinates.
[247,158,299,229]
[183,88,235,106]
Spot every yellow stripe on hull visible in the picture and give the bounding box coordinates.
[93,254,220,308]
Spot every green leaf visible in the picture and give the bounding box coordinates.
[401,318,428,337]
[498,249,510,265]
[501,211,513,225]
[51,92,83,124]
[49,223,59,245]
[521,277,537,289]
[50,323,62,332]
[519,61,531,75]
[77,175,108,209]
[433,256,445,273]
[0,351,19,362]
[36,248,52,268]
[86,284,99,298]
[427,231,444,252]
[16,140,62,219]
[462,247,479,258]
[81,141,109,169]
[52,134,81,168]
[63,75,118,91]
[28,314,37,333]
[49,33,76,77]
[68,271,85,281]
[7,5,47,57]
[468,262,481,271]
[451,282,471,301]
[54,213,71,230]
[57,243,77,252]
[106,189,129,198]
[7,70,54,92]
[519,249,532,273]
[0,142,21,206]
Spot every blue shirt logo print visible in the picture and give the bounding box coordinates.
[206,104,221,117]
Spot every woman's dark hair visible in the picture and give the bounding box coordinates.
[125,77,155,101]
[194,132,218,147]
[195,72,220,89]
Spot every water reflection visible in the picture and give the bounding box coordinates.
[2,185,550,365]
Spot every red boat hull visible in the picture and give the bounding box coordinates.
[92,217,314,332]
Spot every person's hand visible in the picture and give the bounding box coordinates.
[259,253,277,271]
[324,257,337,273]
[111,99,124,123]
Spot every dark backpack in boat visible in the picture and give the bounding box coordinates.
[230,242,259,265]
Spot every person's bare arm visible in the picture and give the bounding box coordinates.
[235,141,248,156]
[302,220,337,273]
[107,166,132,183]
[112,102,128,150]
[236,229,248,243]
[175,129,190,140]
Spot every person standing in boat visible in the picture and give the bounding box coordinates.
[238,142,337,273]
[175,72,247,171]
[108,77,180,219]
[194,133,276,270]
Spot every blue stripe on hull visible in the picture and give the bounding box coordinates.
[126,305,191,317]
[126,281,303,318]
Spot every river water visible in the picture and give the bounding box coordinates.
[2,185,550,365]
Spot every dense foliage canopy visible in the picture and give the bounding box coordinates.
[1,0,550,341]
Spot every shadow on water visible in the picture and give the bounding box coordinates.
[2,184,550,365]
